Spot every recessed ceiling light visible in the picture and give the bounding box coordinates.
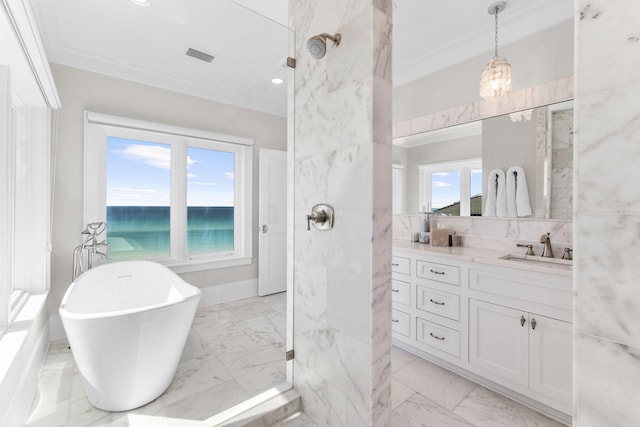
[131,0,151,7]
[271,78,284,85]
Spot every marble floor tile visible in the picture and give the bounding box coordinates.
[392,393,474,427]
[391,346,418,373]
[162,379,250,421]
[393,357,476,411]
[452,386,565,427]
[228,359,287,395]
[271,411,319,426]
[26,293,288,426]
[392,380,415,410]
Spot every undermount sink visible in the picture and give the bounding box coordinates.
[499,253,573,270]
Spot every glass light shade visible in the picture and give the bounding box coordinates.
[479,57,512,100]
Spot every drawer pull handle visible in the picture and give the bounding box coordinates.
[392,289,400,293]
[392,319,399,323]
[429,299,445,306]
[531,318,537,330]
[430,332,445,341]
[429,269,445,275]
[520,315,526,327]
[392,263,400,267]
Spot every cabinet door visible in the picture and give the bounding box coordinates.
[529,314,572,407]
[469,299,529,387]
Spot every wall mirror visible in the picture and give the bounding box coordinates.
[393,100,573,220]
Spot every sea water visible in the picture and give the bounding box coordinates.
[106,206,234,260]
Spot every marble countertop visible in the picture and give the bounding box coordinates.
[392,240,573,277]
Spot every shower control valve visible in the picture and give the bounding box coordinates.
[306,204,334,231]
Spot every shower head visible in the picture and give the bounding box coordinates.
[307,33,341,59]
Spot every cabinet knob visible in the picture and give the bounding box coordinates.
[520,315,526,327]
[531,318,537,330]
[392,319,399,323]
[392,289,400,293]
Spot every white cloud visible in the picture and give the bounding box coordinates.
[118,144,170,169]
[109,187,163,194]
[433,181,451,188]
[187,173,196,178]
[107,186,169,206]
[189,181,217,186]
[224,171,234,180]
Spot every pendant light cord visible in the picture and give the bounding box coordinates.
[494,6,499,59]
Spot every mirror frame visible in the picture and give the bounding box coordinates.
[393,76,573,140]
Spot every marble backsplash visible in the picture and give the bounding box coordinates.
[393,214,573,257]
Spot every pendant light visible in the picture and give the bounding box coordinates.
[479,2,512,100]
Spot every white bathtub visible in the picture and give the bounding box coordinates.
[59,260,201,411]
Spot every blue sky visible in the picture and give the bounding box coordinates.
[106,137,235,207]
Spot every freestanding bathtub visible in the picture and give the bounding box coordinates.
[59,260,201,411]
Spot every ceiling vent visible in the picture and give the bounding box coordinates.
[185,48,214,63]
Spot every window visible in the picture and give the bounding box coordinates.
[0,69,54,333]
[85,112,253,273]
[419,159,482,216]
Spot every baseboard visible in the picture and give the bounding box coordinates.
[198,278,258,308]
[49,278,259,341]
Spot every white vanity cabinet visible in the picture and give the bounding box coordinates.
[469,299,572,413]
[391,245,573,422]
[391,256,412,337]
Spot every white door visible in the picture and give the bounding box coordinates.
[258,149,287,296]
[529,313,572,410]
[469,299,529,387]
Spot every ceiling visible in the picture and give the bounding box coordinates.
[30,0,573,117]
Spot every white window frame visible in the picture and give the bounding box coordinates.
[84,111,253,274]
[418,158,482,216]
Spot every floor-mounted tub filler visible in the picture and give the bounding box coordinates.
[59,260,201,411]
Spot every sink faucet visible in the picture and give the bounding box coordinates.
[540,233,553,258]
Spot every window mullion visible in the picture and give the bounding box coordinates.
[171,140,187,261]
[460,167,471,216]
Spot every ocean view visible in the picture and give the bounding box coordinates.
[106,206,234,260]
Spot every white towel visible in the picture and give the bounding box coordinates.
[484,169,507,217]
[506,166,532,217]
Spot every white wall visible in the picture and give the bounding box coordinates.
[393,19,574,122]
[482,113,537,213]
[49,64,286,315]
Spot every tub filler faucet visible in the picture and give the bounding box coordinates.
[73,222,108,280]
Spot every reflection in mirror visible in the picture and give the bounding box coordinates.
[392,101,573,219]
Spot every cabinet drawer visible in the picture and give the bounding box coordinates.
[416,317,460,357]
[469,268,571,310]
[416,286,460,321]
[392,256,411,275]
[416,260,460,286]
[392,309,410,337]
[392,280,411,307]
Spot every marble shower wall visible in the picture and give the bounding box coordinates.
[574,1,640,426]
[289,1,392,426]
